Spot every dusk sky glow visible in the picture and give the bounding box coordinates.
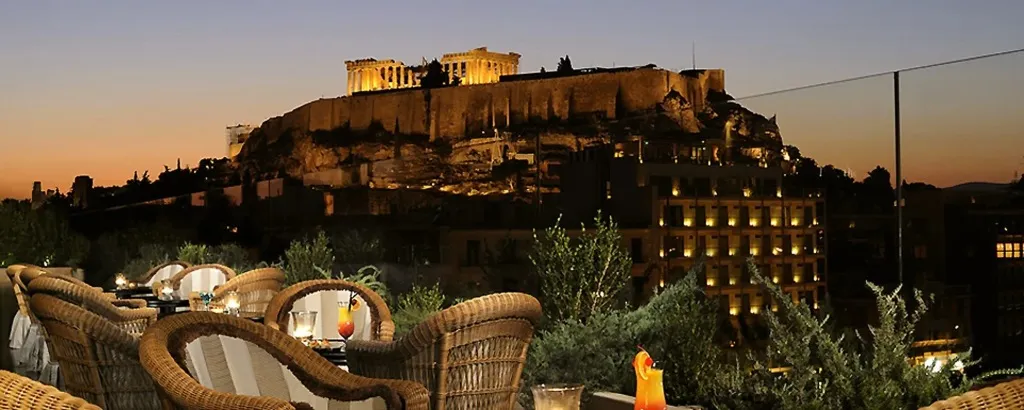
[3,0,1024,199]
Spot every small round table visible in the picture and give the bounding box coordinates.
[147,299,190,318]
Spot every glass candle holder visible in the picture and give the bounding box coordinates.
[531,384,584,410]
[114,273,128,290]
[290,311,318,345]
[224,291,241,316]
[159,280,176,301]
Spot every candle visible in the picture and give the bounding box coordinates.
[289,311,318,342]
[223,291,241,316]
[531,384,583,410]
[114,274,127,289]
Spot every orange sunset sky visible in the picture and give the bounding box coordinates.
[2,1,1023,199]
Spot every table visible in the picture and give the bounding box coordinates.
[110,287,153,300]
[147,299,190,318]
[314,347,346,367]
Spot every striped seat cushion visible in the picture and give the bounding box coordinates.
[183,335,384,410]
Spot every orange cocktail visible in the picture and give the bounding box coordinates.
[337,296,362,340]
[633,348,666,410]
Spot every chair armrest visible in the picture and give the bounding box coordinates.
[110,299,148,309]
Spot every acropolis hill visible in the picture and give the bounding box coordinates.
[242,65,727,145]
[236,57,781,194]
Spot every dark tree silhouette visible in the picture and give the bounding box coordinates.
[540,67,546,73]
[451,75,462,86]
[419,59,449,88]
[557,55,574,73]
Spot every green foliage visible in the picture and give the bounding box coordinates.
[177,242,210,265]
[333,229,385,265]
[0,200,89,268]
[392,283,445,338]
[521,266,734,409]
[284,230,334,286]
[342,265,389,302]
[208,243,256,273]
[520,260,1022,410]
[529,212,632,324]
[122,243,177,281]
[743,264,1021,410]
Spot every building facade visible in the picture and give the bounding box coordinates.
[226,124,254,158]
[345,47,520,94]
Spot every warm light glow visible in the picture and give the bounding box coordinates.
[712,188,718,197]
[813,247,820,254]
[672,187,680,197]
[793,275,802,283]
[996,242,1022,259]
[659,278,665,288]
[728,278,737,285]
[813,302,820,310]
[683,218,693,227]
[706,218,716,227]
[706,248,716,257]
[728,218,736,227]
[750,219,760,227]
[792,246,800,255]
[659,249,665,258]
[729,307,739,316]
[770,218,780,227]
[114,274,127,289]
[790,218,800,226]
[684,249,693,257]
[729,248,736,256]
[658,217,665,227]
[813,274,820,281]
[776,188,782,198]
[772,276,780,284]
[812,218,819,225]
[772,247,782,256]
[706,278,715,286]
[742,187,752,198]
[751,247,760,256]
[750,306,760,314]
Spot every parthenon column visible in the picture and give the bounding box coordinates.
[347,71,353,95]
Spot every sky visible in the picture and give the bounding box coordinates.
[2,0,1023,199]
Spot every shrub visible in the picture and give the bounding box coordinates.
[391,283,445,338]
[177,242,210,265]
[208,243,256,273]
[529,212,632,325]
[0,200,89,268]
[341,264,389,302]
[122,243,177,281]
[283,230,334,285]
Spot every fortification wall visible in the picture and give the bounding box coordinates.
[256,68,725,142]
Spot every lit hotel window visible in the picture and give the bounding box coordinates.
[996,242,1022,259]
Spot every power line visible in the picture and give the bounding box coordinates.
[734,47,1024,101]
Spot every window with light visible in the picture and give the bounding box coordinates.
[997,242,1023,259]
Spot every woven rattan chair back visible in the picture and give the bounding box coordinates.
[347,292,542,410]
[187,267,285,318]
[264,279,395,341]
[139,311,430,409]
[0,369,101,409]
[29,291,162,410]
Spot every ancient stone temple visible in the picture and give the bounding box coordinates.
[345,47,520,94]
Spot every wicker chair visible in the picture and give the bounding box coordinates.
[346,293,542,410]
[167,263,237,299]
[139,311,431,409]
[921,378,1024,409]
[187,267,285,318]
[0,370,100,409]
[29,291,163,409]
[139,260,191,287]
[29,276,158,337]
[264,279,395,341]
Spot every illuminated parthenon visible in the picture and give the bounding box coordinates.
[345,47,520,94]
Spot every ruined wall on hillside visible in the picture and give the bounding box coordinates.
[249,68,725,144]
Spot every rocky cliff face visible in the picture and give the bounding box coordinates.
[237,67,782,194]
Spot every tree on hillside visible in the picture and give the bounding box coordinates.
[419,59,449,88]
[0,200,89,268]
[557,55,574,73]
